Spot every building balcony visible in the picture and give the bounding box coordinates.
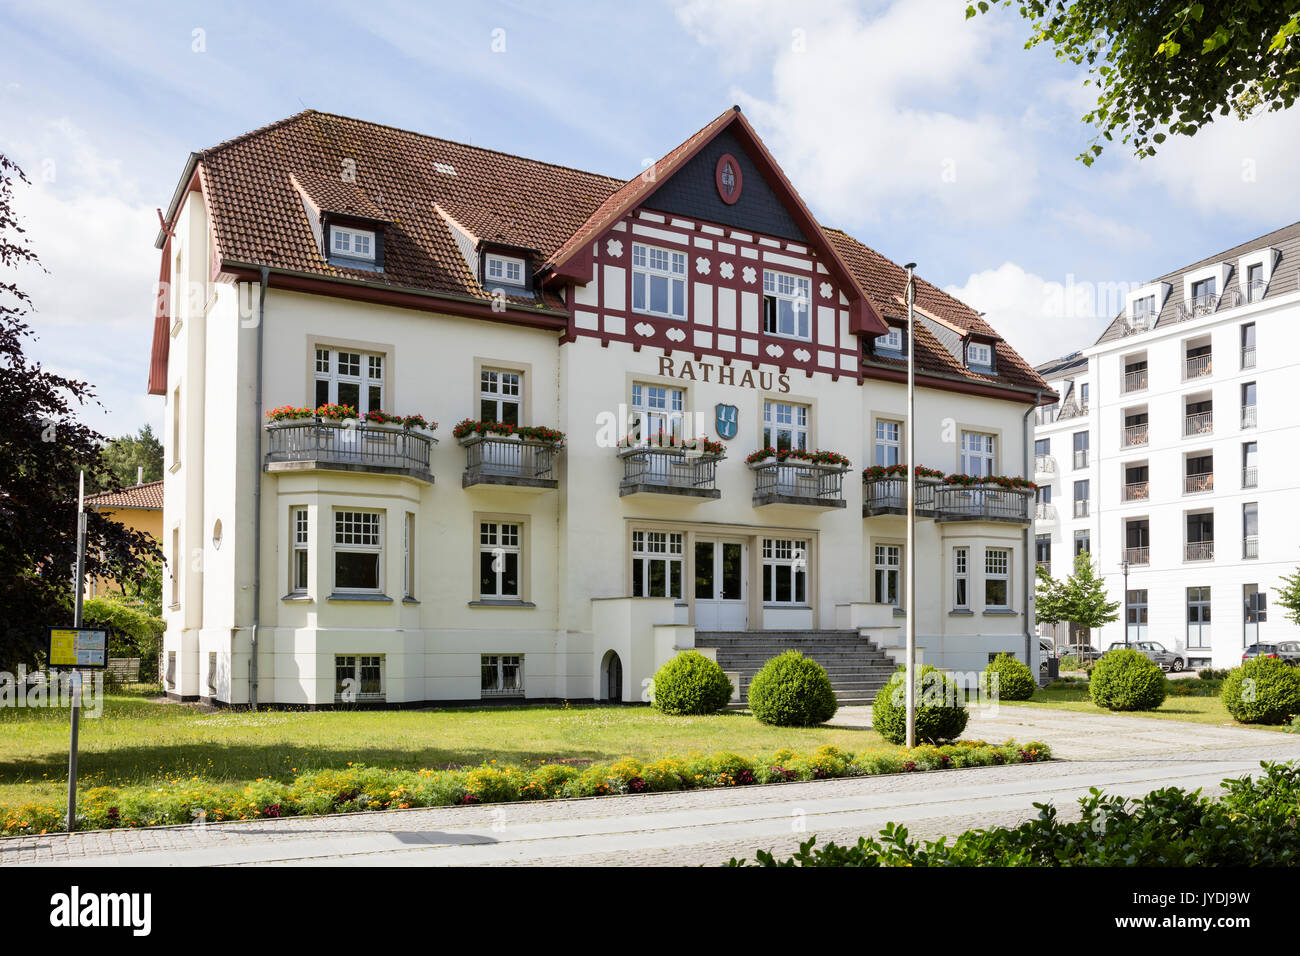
[1073,499,1089,518]
[1241,345,1256,369]
[461,435,560,491]
[1122,423,1149,447]
[1123,546,1150,566]
[1241,404,1257,429]
[1184,354,1212,379]
[862,475,938,517]
[1244,535,1259,559]
[1183,411,1213,437]
[1184,540,1214,562]
[1123,369,1148,393]
[1242,466,1258,489]
[1183,473,1214,495]
[618,446,722,499]
[933,484,1034,524]
[1034,455,1056,475]
[1034,502,1056,521]
[1122,480,1149,502]
[751,459,848,510]
[1057,402,1088,421]
[264,419,436,482]
[1177,293,1220,321]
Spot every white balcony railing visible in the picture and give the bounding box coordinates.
[1123,546,1150,566]
[1184,473,1214,495]
[1073,499,1089,518]
[1034,455,1056,475]
[1184,540,1214,562]
[1241,404,1257,429]
[1073,449,1088,469]
[1123,369,1148,393]
[1243,536,1259,559]
[1122,481,1149,502]
[1241,345,1256,369]
[1122,423,1149,447]
[1185,354,1212,379]
[1183,411,1213,437]
[1242,466,1258,488]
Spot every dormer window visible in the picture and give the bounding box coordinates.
[485,253,526,287]
[330,226,376,263]
[1132,295,1156,323]
[874,328,903,355]
[966,342,993,369]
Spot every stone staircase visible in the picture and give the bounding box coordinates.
[694,630,898,706]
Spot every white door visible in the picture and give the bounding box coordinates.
[695,537,747,630]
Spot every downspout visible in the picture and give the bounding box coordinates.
[250,267,268,710]
[1023,390,1043,671]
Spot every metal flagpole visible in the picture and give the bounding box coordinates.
[66,469,87,832]
[904,263,917,749]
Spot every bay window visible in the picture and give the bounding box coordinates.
[984,547,1010,609]
[334,511,382,593]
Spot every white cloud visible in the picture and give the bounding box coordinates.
[671,0,1039,223]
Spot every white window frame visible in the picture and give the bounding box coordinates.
[330,226,376,262]
[984,547,1010,609]
[314,347,384,414]
[1186,586,1211,648]
[479,368,522,425]
[631,530,684,599]
[335,654,385,702]
[1238,249,1276,301]
[479,521,522,600]
[291,506,309,594]
[762,537,808,607]
[485,253,526,287]
[966,342,993,368]
[631,381,685,442]
[953,547,969,610]
[874,544,901,608]
[481,654,524,697]
[333,510,383,594]
[402,512,415,600]
[762,269,812,341]
[960,431,996,476]
[874,328,903,353]
[1125,282,1170,329]
[763,400,809,451]
[874,419,902,467]
[631,242,687,320]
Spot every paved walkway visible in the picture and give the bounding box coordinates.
[4,708,1297,867]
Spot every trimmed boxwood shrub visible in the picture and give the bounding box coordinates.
[981,653,1037,701]
[1222,658,1300,725]
[872,665,969,745]
[650,651,733,715]
[747,651,838,727]
[1089,648,1167,711]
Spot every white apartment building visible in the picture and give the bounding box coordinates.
[1035,222,1300,669]
[148,107,1050,707]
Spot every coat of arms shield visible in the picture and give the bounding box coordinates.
[714,403,739,441]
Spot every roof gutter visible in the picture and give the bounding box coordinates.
[1023,388,1043,677]
[250,266,268,711]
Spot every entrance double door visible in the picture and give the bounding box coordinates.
[695,537,747,630]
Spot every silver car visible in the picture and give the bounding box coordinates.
[1242,642,1300,666]
[1106,640,1184,673]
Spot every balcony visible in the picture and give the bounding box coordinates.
[461,435,560,490]
[1183,411,1213,437]
[1241,345,1256,369]
[1034,455,1056,475]
[618,446,722,499]
[1184,540,1214,562]
[1244,535,1259,559]
[1177,293,1219,321]
[1183,473,1214,495]
[1122,481,1149,502]
[931,484,1033,524]
[264,419,436,482]
[1123,369,1148,393]
[1241,404,1257,429]
[1057,401,1088,422]
[1242,466,1258,489]
[1122,423,1149,447]
[1184,354,1212,379]
[1123,546,1150,566]
[1034,502,1056,520]
[1073,500,1090,518]
[751,459,848,510]
[862,475,938,517]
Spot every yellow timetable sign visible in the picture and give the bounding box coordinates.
[48,628,108,669]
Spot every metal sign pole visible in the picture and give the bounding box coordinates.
[66,470,86,833]
[904,263,917,749]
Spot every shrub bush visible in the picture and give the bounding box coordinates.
[1089,648,1167,711]
[1199,667,1231,681]
[747,651,838,726]
[872,665,969,745]
[650,651,733,715]
[981,653,1037,701]
[1222,658,1300,725]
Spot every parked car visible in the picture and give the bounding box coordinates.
[1057,644,1102,664]
[1242,642,1300,666]
[1106,640,1185,673]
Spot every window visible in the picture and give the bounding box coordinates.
[1131,295,1156,324]
[1073,430,1089,468]
[334,511,382,592]
[1073,480,1090,517]
[1242,441,1258,488]
[291,507,309,594]
[207,652,217,694]
[985,548,1010,609]
[763,400,809,452]
[171,385,181,466]
[1241,381,1256,429]
[479,521,521,600]
[315,347,383,414]
[874,419,902,467]
[763,270,812,340]
[165,651,176,688]
[874,328,903,353]
[479,368,521,425]
[631,530,683,599]
[485,254,525,287]
[330,226,376,262]
[1190,276,1216,306]
[170,527,180,606]
[874,544,901,607]
[762,538,808,606]
[1246,264,1264,301]
[1243,502,1258,559]
[1035,534,1051,568]
[1074,529,1091,557]
[1127,589,1148,641]
[402,512,415,600]
[1187,587,1211,648]
[1241,323,1256,368]
[631,382,685,441]
[632,243,686,319]
[1034,438,1050,458]
[953,548,969,610]
[335,655,384,702]
[481,655,524,697]
[966,342,993,368]
[1080,382,1090,408]
[960,431,996,476]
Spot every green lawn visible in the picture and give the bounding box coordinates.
[1002,685,1295,730]
[0,692,897,809]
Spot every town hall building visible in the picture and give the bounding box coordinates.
[149,106,1051,707]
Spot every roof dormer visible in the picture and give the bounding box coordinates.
[478,243,536,297]
[1180,262,1231,317]
[963,331,998,374]
[1237,247,1279,304]
[291,172,387,273]
[1123,282,1170,334]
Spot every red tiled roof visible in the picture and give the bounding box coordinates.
[85,480,164,511]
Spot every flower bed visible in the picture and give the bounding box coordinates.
[1,740,1049,836]
[745,447,851,467]
[265,404,435,430]
[452,419,565,444]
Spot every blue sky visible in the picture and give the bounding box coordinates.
[3,0,1297,438]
